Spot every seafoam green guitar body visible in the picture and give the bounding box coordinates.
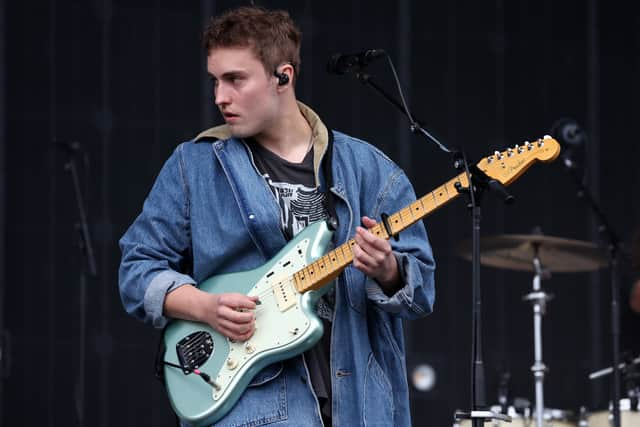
[163,221,334,427]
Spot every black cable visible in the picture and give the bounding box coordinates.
[162,361,219,389]
[383,53,452,154]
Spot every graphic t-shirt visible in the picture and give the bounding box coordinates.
[246,139,334,420]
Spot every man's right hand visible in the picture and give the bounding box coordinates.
[163,285,259,342]
[204,293,259,341]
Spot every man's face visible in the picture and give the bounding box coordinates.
[207,47,279,138]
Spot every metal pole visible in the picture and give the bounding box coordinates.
[0,0,5,419]
[526,256,548,427]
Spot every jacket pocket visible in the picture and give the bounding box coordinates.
[248,362,284,387]
[345,267,365,313]
[374,306,403,361]
[363,353,394,427]
[215,362,287,427]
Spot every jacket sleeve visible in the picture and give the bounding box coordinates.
[118,144,196,329]
[364,168,436,320]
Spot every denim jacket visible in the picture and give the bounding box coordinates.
[119,104,435,426]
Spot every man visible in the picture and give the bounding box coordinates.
[119,6,435,427]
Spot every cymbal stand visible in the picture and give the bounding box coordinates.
[522,250,552,427]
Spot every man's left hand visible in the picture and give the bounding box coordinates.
[353,216,401,294]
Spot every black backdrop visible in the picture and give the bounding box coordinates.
[2,0,639,425]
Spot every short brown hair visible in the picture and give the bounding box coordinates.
[203,6,302,80]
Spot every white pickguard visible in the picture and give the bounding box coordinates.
[212,238,314,400]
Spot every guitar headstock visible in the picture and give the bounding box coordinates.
[476,136,561,185]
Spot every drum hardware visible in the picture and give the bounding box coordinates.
[454,409,511,427]
[457,234,608,273]
[584,398,640,426]
[498,372,511,414]
[513,397,532,419]
[588,356,640,381]
[456,405,577,426]
[578,406,589,427]
[458,232,607,427]
[590,353,640,406]
[586,354,640,426]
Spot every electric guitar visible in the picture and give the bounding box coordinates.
[162,136,561,426]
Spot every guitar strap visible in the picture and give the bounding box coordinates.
[322,129,339,230]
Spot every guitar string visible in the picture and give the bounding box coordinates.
[223,184,457,312]
[194,147,551,332]
[238,241,360,302]
[245,197,432,304]
[224,196,441,311]
[224,213,417,307]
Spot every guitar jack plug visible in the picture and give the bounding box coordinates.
[163,360,221,390]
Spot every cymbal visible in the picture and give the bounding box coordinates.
[457,234,609,272]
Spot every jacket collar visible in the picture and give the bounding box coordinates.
[194,101,329,187]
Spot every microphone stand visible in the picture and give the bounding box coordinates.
[563,157,622,427]
[351,68,513,427]
[60,143,97,427]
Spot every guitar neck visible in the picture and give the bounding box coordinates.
[293,172,470,293]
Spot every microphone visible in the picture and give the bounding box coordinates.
[550,118,586,170]
[326,49,386,75]
[55,140,83,153]
[550,118,586,147]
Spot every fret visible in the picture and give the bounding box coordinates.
[398,209,409,228]
[422,193,435,211]
[403,209,411,222]
[371,224,386,239]
[400,207,411,223]
[347,239,357,255]
[410,200,424,217]
[392,213,402,234]
[408,203,418,219]
[315,257,327,275]
[323,256,333,273]
[325,253,337,271]
[341,243,351,261]
[305,264,316,279]
[442,181,451,199]
[434,185,447,204]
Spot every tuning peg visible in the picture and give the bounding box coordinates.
[494,150,504,160]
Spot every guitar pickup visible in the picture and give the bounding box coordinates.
[273,280,297,312]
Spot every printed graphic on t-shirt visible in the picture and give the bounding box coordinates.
[262,175,328,239]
